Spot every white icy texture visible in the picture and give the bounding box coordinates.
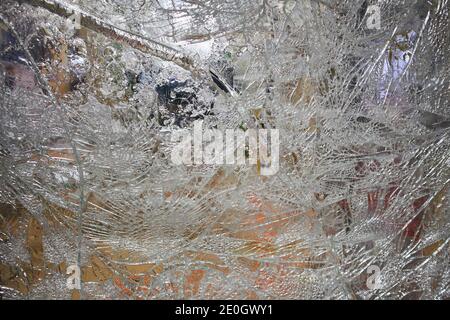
[0,0,449,299]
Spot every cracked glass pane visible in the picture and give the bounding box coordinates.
[0,0,449,300]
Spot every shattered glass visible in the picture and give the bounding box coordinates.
[0,0,449,299]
